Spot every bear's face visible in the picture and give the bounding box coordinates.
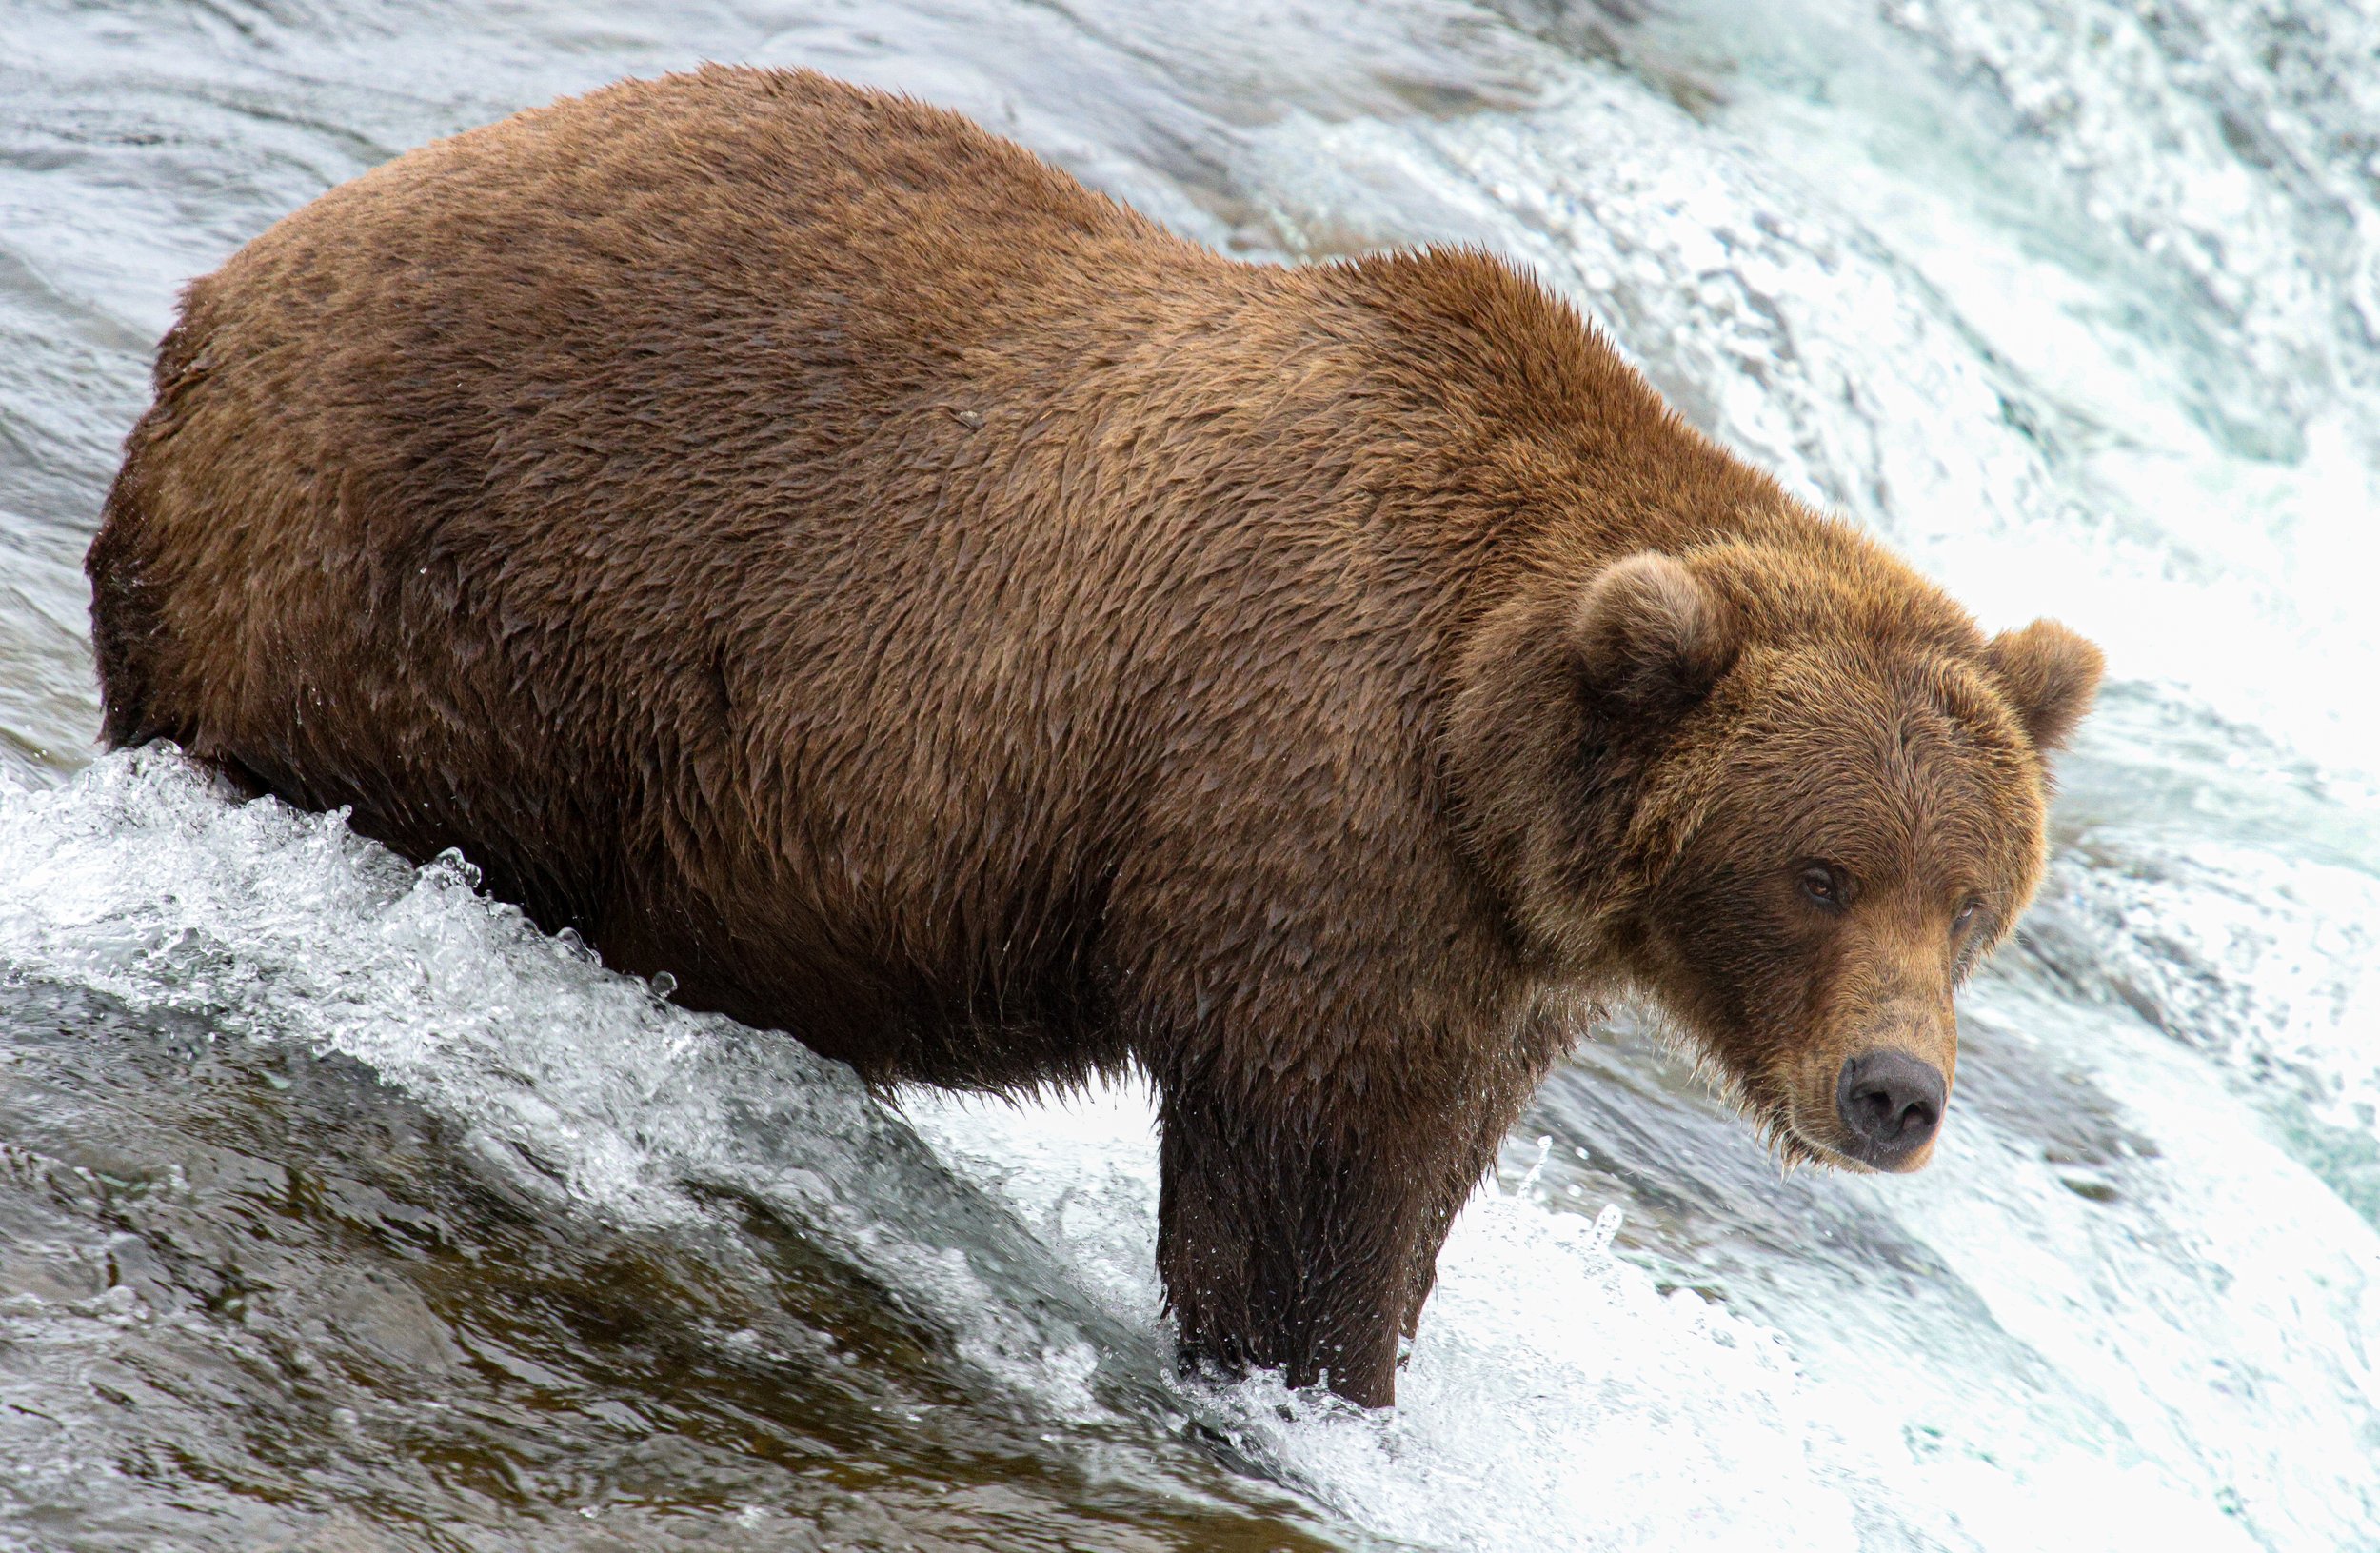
[1631,642,2057,1170]
[1446,547,2102,1172]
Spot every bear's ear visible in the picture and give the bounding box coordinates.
[1983,619,2104,751]
[1569,551,1738,713]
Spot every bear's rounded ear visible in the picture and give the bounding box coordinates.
[1983,619,2104,751]
[1569,551,1738,712]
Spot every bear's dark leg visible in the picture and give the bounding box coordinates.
[1397,1016,1568,1344]
[1402,1246,1440,1344]
[1396,1104,1514,1343]
[1155,1079,1448,1408]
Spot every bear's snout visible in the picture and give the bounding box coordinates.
[1835,1050,1946,1169]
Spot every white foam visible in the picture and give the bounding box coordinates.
[10,753,2314,1551]
[2038,842,2380,1143]
[912,1046,2380,1553]
[1237,48,2380,791]
[908,1083,1869,1553]
[0,751,1117,1417]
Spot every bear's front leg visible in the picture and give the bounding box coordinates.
[1154,1073,1481,1408]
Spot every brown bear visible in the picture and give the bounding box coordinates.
[87,66,2101,1408]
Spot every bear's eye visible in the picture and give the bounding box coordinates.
[1953,898,1986,933]
[1797,862,1850,911]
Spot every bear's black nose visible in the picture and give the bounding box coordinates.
[1835,1051,1946,1167]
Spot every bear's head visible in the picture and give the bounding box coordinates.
[1448,532,2102,1171]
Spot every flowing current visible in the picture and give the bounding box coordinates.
[3,1,2377,1547]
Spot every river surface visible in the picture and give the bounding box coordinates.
[3,1,2377,1548]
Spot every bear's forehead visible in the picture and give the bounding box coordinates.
[1733,638,2024,754]
[1697,530,1985,656]
[1708,646,2043,876]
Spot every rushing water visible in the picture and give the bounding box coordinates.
[2,1,2376,1547]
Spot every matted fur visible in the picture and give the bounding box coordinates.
[88,67,2101,1406]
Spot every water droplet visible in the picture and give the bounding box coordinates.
[1589,1204,1624,1257]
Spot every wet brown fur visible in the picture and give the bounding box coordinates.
[87,67,2102,1407]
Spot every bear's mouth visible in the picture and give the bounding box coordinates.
[1755,1048,1948,1174]
[1780,1104,1941,1175]
[1792,1128,1886,1173]
[1773,1109,1876,1172]
[1677,1030,1942,1173]
[1721,1082,1867,1173]
[1773,1093,1919,1175]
